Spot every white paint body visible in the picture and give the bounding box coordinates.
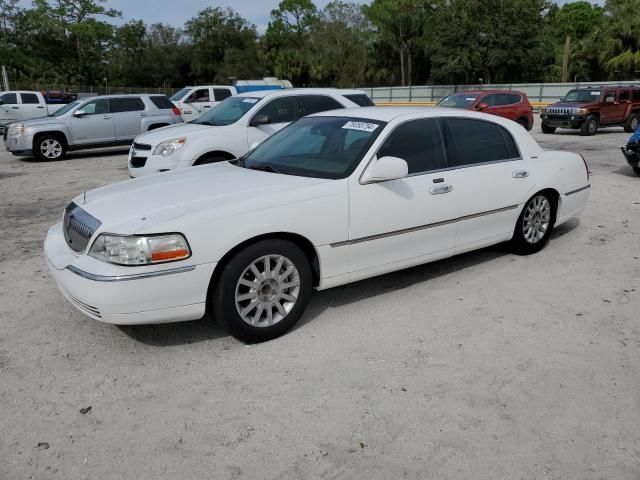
[0,90,64,127]
[45,107,590,325]
[128,89,367,178]
[170,85,238,122]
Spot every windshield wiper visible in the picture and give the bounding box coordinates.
[248,164,284,174]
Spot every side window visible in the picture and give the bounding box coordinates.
[188,88,210,103]
[81,99,110,115]
[21,93,40,104]
[254,97,298,124]
[633,89,640,101]
[504,93,521,105]
[213,88,232,101]
[482,94,498,106]
[377,118,447,175]
[0,93,17,105]
[297,95,344,117]
[110,97,145,113]
[604,91,616,103]
[619,90,630,102]
[443,118,520,167]
[343,94,375,107]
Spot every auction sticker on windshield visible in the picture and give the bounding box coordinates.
[243,98,259,103]
[342,121,379,132]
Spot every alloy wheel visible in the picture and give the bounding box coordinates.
[234,254,300,327]
[522,195,551,244]
[40,139,63,159]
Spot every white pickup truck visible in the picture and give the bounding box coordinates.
[0,91,66,131]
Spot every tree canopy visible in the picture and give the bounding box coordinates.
[0,0,637,90]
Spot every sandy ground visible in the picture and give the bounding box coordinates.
[1,119,639,479]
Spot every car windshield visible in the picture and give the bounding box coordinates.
[437,93,479,108]
[191,96,260,126]
[564,90,600,102]
[235,116,386,179]
[49,100,81,117]
[169,87,191,102]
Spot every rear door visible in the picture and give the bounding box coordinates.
[110,97,145,141]
[0,92,19,125]
[70,98,115,144]
[213,88,233,105]
[439,117,531,248]
[182,87,213,121]
[19,92,46,120]
[482,93,521,121]
[246,96,298,149]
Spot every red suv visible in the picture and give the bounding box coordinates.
[437,90,534,130]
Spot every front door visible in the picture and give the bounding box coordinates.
[0,92,19,125]
[110,97,145,141]
[439,117,533,248]
[19,92,46,120]
[246,96,298,149]
[600,90,627,124]
[347,118,459,279]
[69,98,115,144]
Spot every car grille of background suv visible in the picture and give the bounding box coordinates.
[545,107,574,117]
[63,202,102,253]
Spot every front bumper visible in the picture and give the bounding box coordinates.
[45,222,216,325]
[4,131,34,155]
[540,115,586,129]
[127,145,180,178]
[621,146,640,168]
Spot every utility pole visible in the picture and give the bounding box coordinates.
[562,35,571,83]
[1,65,9,91]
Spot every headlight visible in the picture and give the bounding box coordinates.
[9,123,25,135]
[574,108,587,115]
[153,137,186,157]
[89,233,190,265]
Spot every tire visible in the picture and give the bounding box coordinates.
[212,239,313,343]
[624,114,639,133]
[516,118,530,130]
[541,124,556,134]
[510,192,556,255]
[580,115,599,136]
[34,134,66,161]
[633,166,640,176]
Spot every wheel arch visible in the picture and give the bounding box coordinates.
[147,123,170,131]
[33,130,69,148]
[206,232,321,314]
[193,150,236,165]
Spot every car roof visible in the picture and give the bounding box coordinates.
[78,93,167,101]
[236,88,366,99]
[311,106,524,123]
[452,89,527,95]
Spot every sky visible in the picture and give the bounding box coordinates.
[18,0,605,33]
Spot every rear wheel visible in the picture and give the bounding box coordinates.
[624,114,639,133]
[541,124,556,134]
[212,239,312,343]
[510,192,556,255]
[34,134,66,161]
[580,115,599,136]
[516,118,530,130]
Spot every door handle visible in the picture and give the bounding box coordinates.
[203,105,211,108]
[102,115,112,119]
[11,106,19,109]
[429,184,452,195]
[37,106,44,109]
[512,170,529,178]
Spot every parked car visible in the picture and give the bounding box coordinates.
[621,127,640,175]
[45,107,590,342]
[0,90,67,132]
[128,88,374,178]
[169,78,293,122]
[541,86,640,136]
[3,94,182,161]
[437,90,534,130]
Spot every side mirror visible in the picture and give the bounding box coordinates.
[361,156,408,183]
[249,114,270,127]
[73,109,86,117]
[476,102,489,110]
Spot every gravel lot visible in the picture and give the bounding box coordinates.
[1,118,639,479]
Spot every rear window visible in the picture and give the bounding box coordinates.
[343,94,375,107]
[149,96,175,110]
[437,94,479,108]
[213,88,232,101]
[110,97,145,113]
[21,93,40,104]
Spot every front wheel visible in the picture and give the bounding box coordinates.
[510,192,556,255]
[580,115,599,136]
[34,134,66,161]
[541,124,556,134]
[633,166,640,176]
[212,239,312,343]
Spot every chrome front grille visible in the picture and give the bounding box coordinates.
[545,107,574,116]
[63,202,102,253]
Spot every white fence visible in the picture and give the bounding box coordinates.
[361,80,639,105]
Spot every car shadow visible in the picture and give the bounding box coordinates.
[614,165,639,178]
[18,147,130,163]
[121,218,580,347]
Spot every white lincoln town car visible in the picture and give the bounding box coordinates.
[45,107,590,342]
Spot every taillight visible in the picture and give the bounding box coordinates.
[172,106,181,117]
[579,154,590,179]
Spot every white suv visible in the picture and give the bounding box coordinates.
[128,88,374,178]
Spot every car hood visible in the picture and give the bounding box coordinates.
[18,116,66,127]
[74,162,336,234]
[134,122,229,146]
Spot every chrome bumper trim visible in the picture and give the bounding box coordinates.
[66,264,196,282]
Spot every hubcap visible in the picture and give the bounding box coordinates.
[40,139,62,159]
[632,118,639,130]
[523,195,551,244]
[235,254,300,327]
[589,120,597,134]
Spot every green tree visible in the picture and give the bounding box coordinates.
[598,0,640,78]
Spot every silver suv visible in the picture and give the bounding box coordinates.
[3,94,182,161]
